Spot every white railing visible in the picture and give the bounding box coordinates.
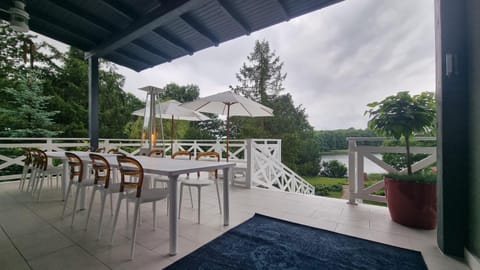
[247,140,315,195]
[347,137,437,204]
[0,137,313,195]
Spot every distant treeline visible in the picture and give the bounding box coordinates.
[315,128,379,152]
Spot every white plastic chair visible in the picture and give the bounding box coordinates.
[110,156,168,260]
[178,151,222,224]
[61,152,96,226]
[31,150,62,201]
[19,148,32,191]
[85,153,122,240]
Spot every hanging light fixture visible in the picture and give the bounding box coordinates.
[0,1,30,32]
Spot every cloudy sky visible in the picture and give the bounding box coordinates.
[41,0,435,130]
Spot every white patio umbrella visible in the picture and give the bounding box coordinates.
[180,91,274,161]
[132,100,210,153]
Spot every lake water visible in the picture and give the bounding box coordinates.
[321,154,387,174]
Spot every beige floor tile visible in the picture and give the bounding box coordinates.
[0,181,471,270]
[29,245,109,270]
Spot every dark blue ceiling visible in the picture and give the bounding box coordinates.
[0,0,342,71]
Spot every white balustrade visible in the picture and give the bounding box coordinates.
[347,137,437,204]
[0,137,314,196]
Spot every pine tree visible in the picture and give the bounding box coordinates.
[0,71,59,137]
[230,40,320,176]
[230,40,286,104]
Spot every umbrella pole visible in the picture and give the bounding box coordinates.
[226,104,230,162]
[171,115,174,155]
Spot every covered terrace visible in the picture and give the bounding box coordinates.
[0,0,478,269]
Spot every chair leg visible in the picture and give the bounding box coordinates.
[178,183,184,219]
[19,166,28,191]
[152,201,156,231]
[26,168,36,192]
[96,192,108,240]
[32,171,42,196]
[197,186,201,224]
[110,193,114,216]
[110,194,124,245]
[188,186,194,208]
[71,185,81,227]
[62,181,73,218]
[130,199,141,260]
[214,179,222,214]
[85,187,97,230]
[37,173,45,201]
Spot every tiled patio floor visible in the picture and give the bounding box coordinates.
[0,180,469,270]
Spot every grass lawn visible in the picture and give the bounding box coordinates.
[303,174,387,202]
[304,176,348,185]
[304,176,348,198]
[319,149,349,155]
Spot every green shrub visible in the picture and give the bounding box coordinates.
[314,183,344,196]
[314,184,330,196]
[328,184,343,192]
[320,160,347,178]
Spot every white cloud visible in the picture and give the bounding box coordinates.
[39,0,436,130]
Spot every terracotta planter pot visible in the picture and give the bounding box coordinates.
[384,177,437,229]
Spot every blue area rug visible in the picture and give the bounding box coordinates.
[164,213,427,270]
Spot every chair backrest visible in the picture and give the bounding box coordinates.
[116,156,144,198]
[95,147,106,153]
[196,152,220,178]
[107,148,119,154]
[23,148,32,166]
[89,153,111,187]
[148,149,164,158]
[33,149,48,171]
[172,150,192,160]
[66,152,83,183]
[30,149,41,169]
[196,151,220,162]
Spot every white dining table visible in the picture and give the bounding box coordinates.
[45,151,235,256]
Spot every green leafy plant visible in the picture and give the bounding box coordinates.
[365,91,436,175]
[320,160,347,178]
[314,183,343,196]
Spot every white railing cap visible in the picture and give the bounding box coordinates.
[346,137,436,142]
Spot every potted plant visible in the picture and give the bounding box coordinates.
[365,91,436,229]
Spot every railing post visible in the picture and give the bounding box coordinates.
[104,139,110,151]
[348,138,358,205]
[214,140,223,159]
[246,139,253,188]
[44,138,51,151]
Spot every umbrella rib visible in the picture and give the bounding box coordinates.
[194,101,212,112]
[239,102,253,117]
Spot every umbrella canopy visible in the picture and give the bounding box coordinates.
[133,99,210,153]
[180,91,273,117]
[181,91,274,161]
[132,100,210,121]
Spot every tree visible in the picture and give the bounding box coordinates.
[160,83,200,102]
[0,22,143,139]
[0,23,60,137]
[315,128,378,152]
[44,47,143,138]
[230,40,286,103]
[365,91,436,175]
[230,40,320,176]
[0,72,59,137]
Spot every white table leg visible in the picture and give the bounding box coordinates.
[168,175,179,256]
[222,168,230,226]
